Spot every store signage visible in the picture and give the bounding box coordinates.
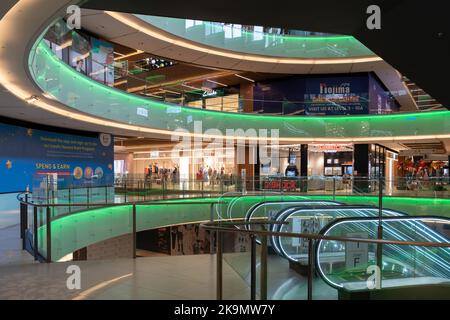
[345,232,369,270]
[319,82,351,94]
[201,87,218,97]
[309,144,353,153]
[308,81,363,113]
[263,180,297,190]
[305,76,368,115]
[136,107,148,118]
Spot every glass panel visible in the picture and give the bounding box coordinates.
[136,15,376,58]
[28,38,450,140]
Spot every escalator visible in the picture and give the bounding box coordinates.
[316,215,450,294]
[249,202,450,296]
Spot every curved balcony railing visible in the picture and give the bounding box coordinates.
[18,182,450,263]
[316,216,450,291]
[29,38,450,140]
[201,218,450,300]
[134,15,376,59]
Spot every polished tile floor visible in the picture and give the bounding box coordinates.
[0,255,249,300]
[0,224,36,267]
[0,253,337,300]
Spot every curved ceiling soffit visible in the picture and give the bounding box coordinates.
[0,1,447,143]
[79,10,385,74]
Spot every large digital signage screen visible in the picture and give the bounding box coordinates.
[0,122,114,193]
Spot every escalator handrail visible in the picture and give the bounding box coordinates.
[315,215,450,290]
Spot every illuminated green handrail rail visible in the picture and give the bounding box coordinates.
[135,15,376,58]
[29,40,450,140]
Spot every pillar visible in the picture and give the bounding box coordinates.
[300,144,308,192]
[353,144,369,193]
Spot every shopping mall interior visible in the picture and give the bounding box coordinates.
[0,0,449,304]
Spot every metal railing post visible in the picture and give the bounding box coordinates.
[132,204,136,259]
[210,203,215,254]
[162,179,166,200]
[105,185,108,204]
[250,234,257,300]
[307,238,314,300]
[20,195,28,250]
[124,181,128,203]
[377,175,384,279]
[201,181,204,198]
[216,230,223,300]
[333,177,336,200]
[143,182,147,201]
[260,231,268,300]
[87,186,90,209]
[46,206,52,262]
[33,206,38,260]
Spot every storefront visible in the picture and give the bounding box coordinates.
[396,151,448,192]
[185,85,241,113]
[116,146,237,183]
[308,144,353,191]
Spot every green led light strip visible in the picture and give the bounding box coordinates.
[37,195,450,261]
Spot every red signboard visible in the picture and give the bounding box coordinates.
[263,180,297,190]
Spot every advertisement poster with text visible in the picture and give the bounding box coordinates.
[0,122,114,193]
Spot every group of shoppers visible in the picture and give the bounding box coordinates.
[145,163,179,183]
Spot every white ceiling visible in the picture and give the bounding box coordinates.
[80,9,418,112]
[0,1,447,152]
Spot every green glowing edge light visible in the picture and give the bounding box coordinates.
[30,41,450,140]
[38,195,450,261]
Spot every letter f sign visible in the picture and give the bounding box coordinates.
[66,5,81,30]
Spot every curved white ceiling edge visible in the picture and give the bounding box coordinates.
[0,0,210,140]
[102,11,383,69]
[82,10,417,110]
[0,1,433,142]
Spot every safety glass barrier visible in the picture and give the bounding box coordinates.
[135,15,376,59]
[28,18,428,125]
[17,197,229,262]
[31,173,115,218]
[221,233,256,299]
[22,176,450,219]
[204,217,450,300]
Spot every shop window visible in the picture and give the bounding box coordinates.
[114,160,125,175]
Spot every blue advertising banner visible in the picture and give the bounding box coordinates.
[303,74,369,115]
[0,122,114,193]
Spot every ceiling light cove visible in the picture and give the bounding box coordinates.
[105,11,383,65]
